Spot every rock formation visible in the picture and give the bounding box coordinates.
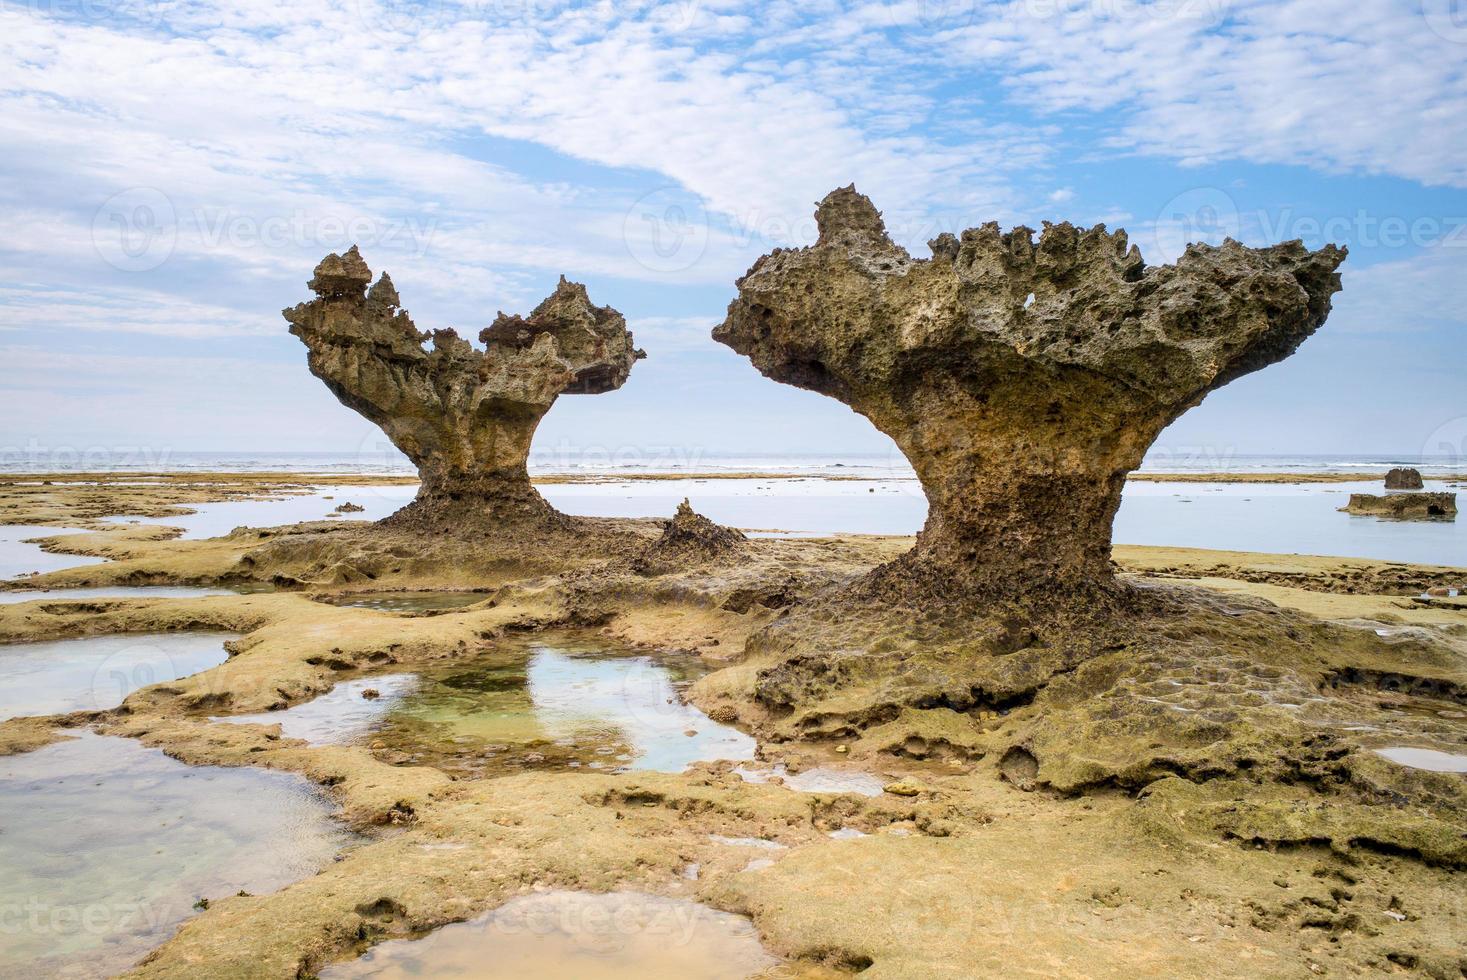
[285,247,643,528]
[1342,492,1456,519]
[632,498,746,574]
[1385,466,1424,490]
[715,186,1346,597]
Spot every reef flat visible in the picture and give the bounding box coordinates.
[2,190,1464,978]
[0,468,1463,978]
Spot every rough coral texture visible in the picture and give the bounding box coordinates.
[635,499,746,571]
[715,186,1346,596]
[1343,492,1456,519]
[285,247,643,527]
[1385,467,1425,490]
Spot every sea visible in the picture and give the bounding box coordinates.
[3,451,1462,566]
[2,449,1464,479]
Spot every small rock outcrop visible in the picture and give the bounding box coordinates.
[1342,492,1456,519]
[286,247,644,527]
[715,186,1347,597]
[633,499,746,574]
[1385,467,1424,490]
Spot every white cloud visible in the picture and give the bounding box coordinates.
[0,283,275,338]
[948,0,1467,187]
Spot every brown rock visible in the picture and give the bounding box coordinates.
[714,186,1346,597]
[1342,492,1456,519]
[1384,467,1424,489]
[707,704,739,724]
[632,498,746,573]
[285,247,644,527]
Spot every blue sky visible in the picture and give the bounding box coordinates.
[1,0,1464,467]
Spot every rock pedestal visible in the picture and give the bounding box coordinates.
[285,247,643,527]
[715,186,1347,597]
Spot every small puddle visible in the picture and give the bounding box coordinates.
[214,640,754,777]
[0,632,235,722]
[217,675,418,744]
[0,586,237,605]
[0,525,108,579]
[312,591,489,613]
[1375,746,1467,773]
[318,891,794,980]
[735,764,885,797]
[0,732,356,978]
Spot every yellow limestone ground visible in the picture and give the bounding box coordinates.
[0,476,1464,979]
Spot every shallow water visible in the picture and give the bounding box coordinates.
[313,591,489,613]
[735,764,886,797]
[217,675,418,744]
[0,732,356,978]
[1375,747,1467,773]
[368,643,754,776]
[217,641,754,777]
[86,475,1465,564]
[100,485,416,539]
[543,477,1464,566]
[317,891,781,980]
[0,525,108,580]
[0,632,234,722]
[0,586,236,605]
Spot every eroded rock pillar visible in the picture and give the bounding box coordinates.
[715,186,1346,596]
[285,246,643,526]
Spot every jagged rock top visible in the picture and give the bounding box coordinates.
[289,247,644,400]
[284,246,644,508]
[718,185,1346,409]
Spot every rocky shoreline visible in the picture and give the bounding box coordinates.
[0,473,1463,977]
[1,189,1463,979]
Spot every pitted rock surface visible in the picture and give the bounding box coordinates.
[715,186,1346,596]
[285,247,643,526]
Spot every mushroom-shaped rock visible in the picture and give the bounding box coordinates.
[285,247,643,526]
[714,186,1346,596]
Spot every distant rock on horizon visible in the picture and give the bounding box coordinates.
[1384,467,1424,490]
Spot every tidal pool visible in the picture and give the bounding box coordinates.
[0,586,236,605]
[0,732,356,978]
[318,891,783,980]
[0,525,108,580]
[1375,746,1467,773]
[100,485,416,539]
[313,591,489,613]
[0,632,234,722]
[540,477,1467,565]
[216,640,754,777]
[735,764,886,797]
[217,675,419,744]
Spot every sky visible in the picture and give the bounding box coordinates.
[1,0,1465,470]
